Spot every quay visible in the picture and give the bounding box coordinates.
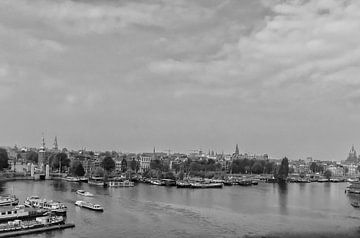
[0,223,75,238]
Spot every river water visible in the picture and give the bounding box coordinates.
[1,180,359,238]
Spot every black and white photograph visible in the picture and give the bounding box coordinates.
[0,0,360,237]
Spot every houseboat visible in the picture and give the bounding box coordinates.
[108,180,134,187]
[75,201,103,212]
[0,205,47,222]
[76,190,94,197]
[88,177,105,186]
[0,195,19,206]
[24,196,67,216]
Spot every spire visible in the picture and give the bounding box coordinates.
[53,136,58,150]
[235,144,239,155]
[41,133,45,149]
[153,147,156,160]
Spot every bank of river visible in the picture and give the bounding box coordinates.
[0,180,359,238]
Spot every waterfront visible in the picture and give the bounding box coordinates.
[0,181,358,238]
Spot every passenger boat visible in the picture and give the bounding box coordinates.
[63,176,80,182]
[0,215,64,233]
[0,205,48,222]
[24,196,67,216]
[75,201,103,212]
[108,180,134,187]
[0,195,19,206]
[76,190,94,197]
[88,177,105,186]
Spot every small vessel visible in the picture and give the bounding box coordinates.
[161,179,176,186]
[0,215,65,233]
[108,180,134,187]
[190,182,223,189]
[63,176,80,182]
[25,196,67,216]
[88,177,105,186]
[79,177,88,183]
[75,201,103,212]
[351,201,360,208]
[76,190,94,197]
[0,195,19,206]
[150,180,163,186]
[176,181,191,188]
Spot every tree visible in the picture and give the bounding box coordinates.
[70,160,85,177]
[130,159,137,171]
[101,157,115,173]
[0,148,9,170]
[50,153,70,172]
[121,158,127,173]
[324,170,332,180]
[93,167,105,177]
[26,151,38,164]
[310,162,317,173]
[344,167,349,175]
[251,162,263,174]
[276,157,289,182]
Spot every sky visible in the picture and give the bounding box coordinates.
[1,0,360,160]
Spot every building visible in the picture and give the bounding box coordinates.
[139,153,152,173]
[346,145,358,164]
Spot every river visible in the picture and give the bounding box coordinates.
[0,180,359,238]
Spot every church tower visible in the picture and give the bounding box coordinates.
[235,144,239,155]
[53,136,58,151]
[38,133,46,170]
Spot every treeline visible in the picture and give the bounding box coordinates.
[231,158,276,174]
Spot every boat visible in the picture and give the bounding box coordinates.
[79,177,89,183]
[0,215,65,233]
[88,177,105,186]
[351,201,360,208]
[238,180,252,186]
[346,181,360,194]
[317,178,329,182]
[63,176,80,182]
[176,181,191,188]
[108,180,134,187]
[0,205,48,222]
[150,180,164,186]
[25,196,67,216]
[76,190,94,197]
[161,179,176,186]
[190,182,223,189]
[75,201,103,212]
[0,195,19,206]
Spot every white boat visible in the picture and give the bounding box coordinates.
[88,177,105,186]
[75,201,103,212]
[0,205,47,222]
[25,196,67,216]
[108,180,134,187]
[0,215,64,233]
[63,176,80,182]
[0,195,19,206]
[76,190,93,197]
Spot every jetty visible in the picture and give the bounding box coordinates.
[0,223,75,238]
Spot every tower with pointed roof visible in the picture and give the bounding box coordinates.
[53,136,58,151]
[235,144,239,155]
[346,145,358,164]
[38,133,46,169]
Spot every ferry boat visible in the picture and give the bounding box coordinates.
[24,196,67,216]
[88,177,105,186]
[108,180,134,187]
[0,215,65,233]
[0,195,19,206]
[76,190,94,197]
[75,201,103,212]
[0,205,48,222]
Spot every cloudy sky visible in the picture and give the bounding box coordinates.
[1,0,360,160]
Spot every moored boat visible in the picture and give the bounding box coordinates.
[63,176,80,182]
[0,195,19,207]
[108,180,134,187]
[0,205,48,222]
[76,190,94,197]
[190,182,223,189]
[351,201,360,208]
[75,201,103,212]
[88,177,105,186]
[176,181,191,188]
[0,215,65,233]
[25,196,67,216]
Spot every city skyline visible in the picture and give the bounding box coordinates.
[1,0,360,161]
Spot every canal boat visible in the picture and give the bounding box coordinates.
[161,179,176,186]
[238,180,252,186]
[76,190,94,197]
[0,215,65,233]
[150,180,164,186]
[24,196,67,216]
[63,176,80,182]
[0,205,48,222]
[108,180,134,187]
[88,177,105,186]
[190,182,223,189]
[176,181,191,188]
[75,201,103,212]
[79,177,89,183]
[0,195,19,207]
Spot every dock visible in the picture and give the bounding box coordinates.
[0,223,75,238]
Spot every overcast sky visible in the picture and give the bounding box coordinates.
[1,0,360,160]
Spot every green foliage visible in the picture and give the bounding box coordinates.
[121,158,127,172]
[0,148,9,170]
[310,162,324,173]
[26,151,38,164]
[50,153,70,172]
[93,167,105,177]
[130,159,137,171]
[232,158,275,174]
[276,157,289,181]
[101,157,115,172]
[70,160,85,177]
[324,170,332,180]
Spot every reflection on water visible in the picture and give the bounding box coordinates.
[0,180,359,238]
